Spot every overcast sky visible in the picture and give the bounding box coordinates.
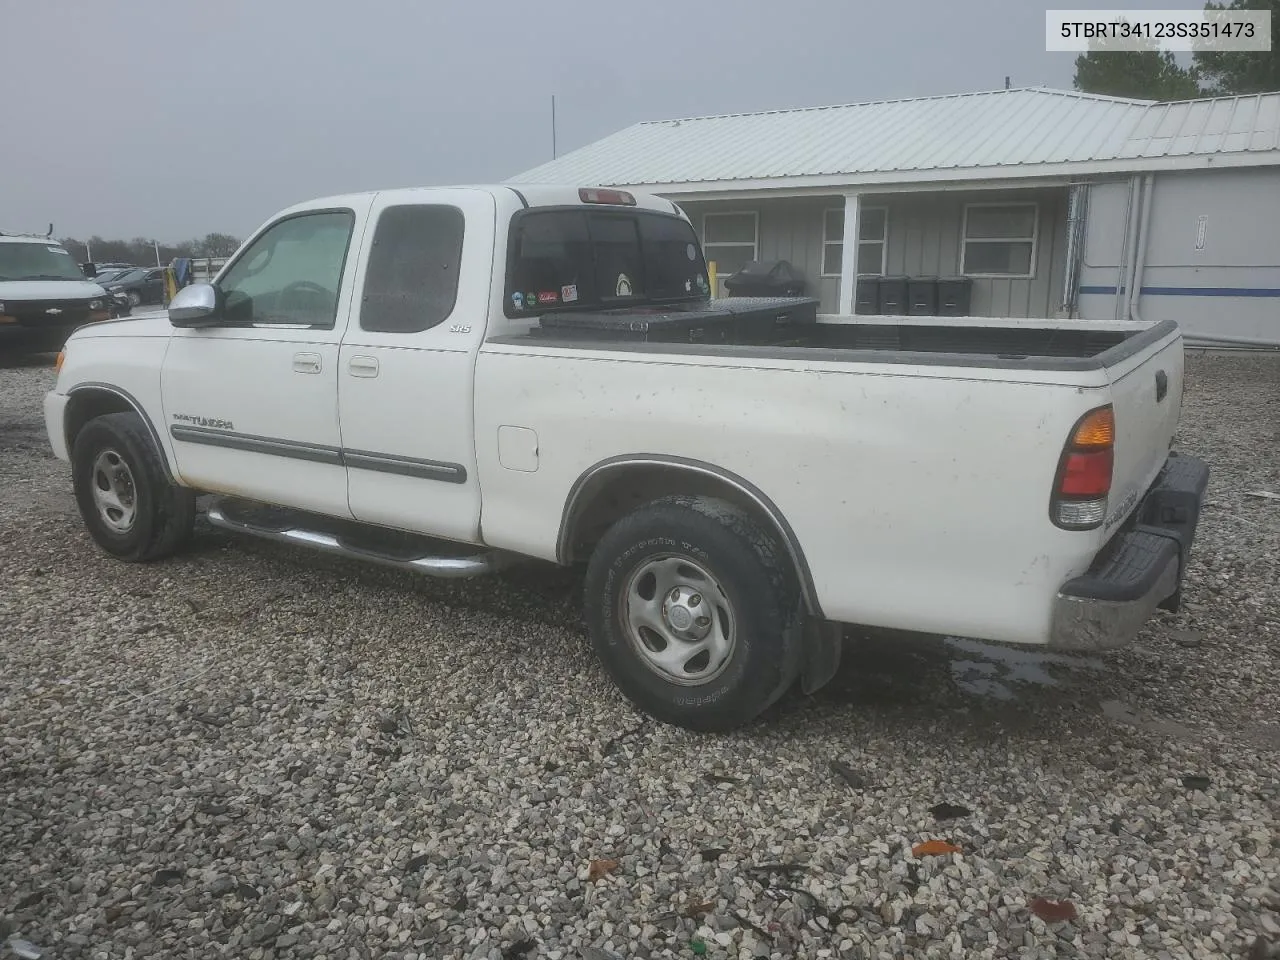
[2,0,1176,242]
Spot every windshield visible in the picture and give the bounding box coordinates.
[0,242,87,282]
[505,209,710,315]
[109,269,148,285]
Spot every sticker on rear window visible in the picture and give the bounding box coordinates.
[615,274,633,297]
[686,243,697,261]
[537,291,558,304]
[511,292,524,310]
[561,284,578,303]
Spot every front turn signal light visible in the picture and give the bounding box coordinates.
[55,350,65,373]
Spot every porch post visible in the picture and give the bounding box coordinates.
[837,192,861,315]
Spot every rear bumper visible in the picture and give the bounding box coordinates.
[1049,453,1210,651]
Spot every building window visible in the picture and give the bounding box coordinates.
[702,212,757,296]
[962,203,1037,277]
[822,206,887,277]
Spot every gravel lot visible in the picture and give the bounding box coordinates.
[2,348,1278,960]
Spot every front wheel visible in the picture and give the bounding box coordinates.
[71,412,196,562]
[584,496,802,732]
[126,290,142,308]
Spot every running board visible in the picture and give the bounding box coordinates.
[205,499,506,579]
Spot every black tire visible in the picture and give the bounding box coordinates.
[126,290,142,308]
[71,412,196,562]
[584,495,802,732]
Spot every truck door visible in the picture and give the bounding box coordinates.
[336,189,494,542]
[162,201,372,516]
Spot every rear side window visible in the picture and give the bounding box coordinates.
[360,204,465,333]
[505,209,709,315]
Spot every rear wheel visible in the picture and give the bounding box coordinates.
[584,496,802,732]
[72,412,196,562]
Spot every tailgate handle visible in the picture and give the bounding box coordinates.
[1155,370,1168,402]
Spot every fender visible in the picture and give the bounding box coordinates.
[66,382,178,483]
[557,453,825,619]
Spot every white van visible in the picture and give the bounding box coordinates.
[0,234,111,351]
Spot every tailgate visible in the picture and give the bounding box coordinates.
[1104,329,1184,526]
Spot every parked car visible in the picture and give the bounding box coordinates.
[43,184,1209,732]
[0,234,110,351]
[89,268,132,286]
[100,266,166,307]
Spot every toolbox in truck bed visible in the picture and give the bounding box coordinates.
[533,296,819,345]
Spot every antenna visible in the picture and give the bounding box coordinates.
[551,94,557,159]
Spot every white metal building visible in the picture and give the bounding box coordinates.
[509,87,1280,345]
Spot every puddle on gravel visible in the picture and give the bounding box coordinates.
[822,630,1109,707]
[943,637,1105,701]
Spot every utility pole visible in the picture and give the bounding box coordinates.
[153,240,162,266]
[552,94,557,159]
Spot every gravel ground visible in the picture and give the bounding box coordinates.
[1,347,1277,960]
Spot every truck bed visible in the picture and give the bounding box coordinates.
[785,317,1131,359]
[496,312,1178,371]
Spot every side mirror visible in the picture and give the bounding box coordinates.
[82,262,98,278]
[168,283,221,327]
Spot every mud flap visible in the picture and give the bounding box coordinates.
[800,618,843,695]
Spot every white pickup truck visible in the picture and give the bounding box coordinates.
[44,184,1209,732]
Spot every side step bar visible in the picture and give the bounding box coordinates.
[205,500,507,579]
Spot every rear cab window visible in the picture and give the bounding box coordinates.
[504,208,710,316]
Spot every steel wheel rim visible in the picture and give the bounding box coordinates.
[621,554,737,686]
[91,449,137,533]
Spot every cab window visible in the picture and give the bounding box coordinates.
[218,211,354,327]
[359,204,465,333]
[505,209,709,315]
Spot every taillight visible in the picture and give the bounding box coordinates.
[1051,405,1114,529]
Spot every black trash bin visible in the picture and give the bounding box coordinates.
[854,276,879,315]
[907,277,938,316]
[877,275,908,315]
[721,259,807,297]
[937,277,973,316]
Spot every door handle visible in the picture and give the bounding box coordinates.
[293,352,322,374]
[349,355,379,378]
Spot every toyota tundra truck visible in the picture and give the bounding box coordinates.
[43,184,1209,732]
